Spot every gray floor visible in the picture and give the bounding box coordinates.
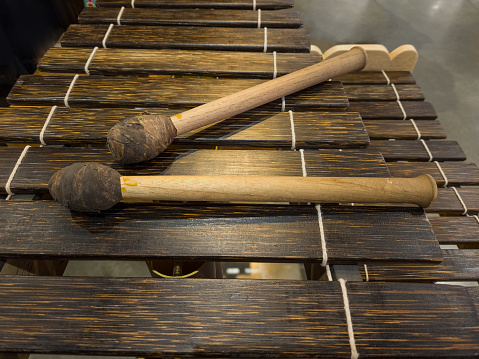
[295,0,479,165]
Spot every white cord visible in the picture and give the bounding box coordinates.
[281,96,286,112]
[338,279,359,359]
[102,23,114,49]
[472,215,479,225]
[5,145,31,199]
[391,83,407,120]
[315,204,328,267]
[131,0,135,8]
[64,74,79,108]
[451,187,468,215]
[253,0,256,10]
[434,161,448,187]
[272,51,277,79]
[381,70,391,85]
[117,6,125,25]
[84,46,99,75]
[263,27,268,52]
[39,105,57,146]
[299,149,307,177]
[257,8,261,28]
[325,265,333,281]
[420,139,433,162]
[289,110,296,150]
[409,118,421,140]
[363,264,369,282]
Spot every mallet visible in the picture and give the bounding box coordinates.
[106,47,367,164]
[48,162,437,212]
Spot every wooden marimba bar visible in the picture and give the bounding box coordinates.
[0,1,478,357]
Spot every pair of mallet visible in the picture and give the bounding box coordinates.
[48,48,438,212]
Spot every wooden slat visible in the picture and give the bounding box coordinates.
[347,281,479,357]
[6,75,425,109]
[60,24,311,52]
[364,119,446,140]
[348,101,437,120]
[37,47,416,85]
[0,107,369,148]
[344,84,424,101]
[38,48,322,78]
[78,7,302,28]
[0,277,477,357]
[360,249,479,282]
[96,0,295,10]
[0,202,441,263]
[388,161,479,187]
[369,140,466,161]
[468,287,479,311]
[426,187,479,215]
[7,74,348,110]
[429,216,479,245]
[0,147,390,195]
[334,71,416,84]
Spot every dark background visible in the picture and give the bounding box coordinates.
[0,0,83,106]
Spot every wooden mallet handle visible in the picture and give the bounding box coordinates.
[107,47,367,164]
[48,163,437,212]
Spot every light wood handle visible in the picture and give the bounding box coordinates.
[120,174,437,208]
[170,46,367,135]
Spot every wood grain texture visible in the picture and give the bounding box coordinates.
[388,161,479,187]
[363,119,446,140]
[344,83,424,101]
[360,249,479,282]
[0,277,476,357]
[60,24,311,52]
[334,71,416,84]
[347,281,479,357]
[38,48,322,78]
[426,187,479,215]
[0,202,441,263]
[37,48,415,84]
[429,216,479,245]
[369,140,466,162]
[348,101,437,120]
[0,107,368,148]
[0,147,390,195]
[7,74,348,110]
[78,7,302,28]
[96,0,294,9]
[7,75,424,108]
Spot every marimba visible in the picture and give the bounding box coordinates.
[0,1,478,357]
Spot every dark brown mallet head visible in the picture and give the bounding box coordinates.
[106,47,368,164]
[107,113,177,164]
[48,162,122,212]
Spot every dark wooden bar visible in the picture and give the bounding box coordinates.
[0,201,441,263]
[360,249,479,282]
[0,108,368,148]
[78,7,302,28]
[0,147,390,195]
[61,24,311,52]
[95,0,295,10]
[388,161,479,187]
[429,216,479,245]
[7,74,348,110]
[0,277,476,357]
[38,47,322,78]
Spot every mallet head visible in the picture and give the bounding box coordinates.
[49,162,122,212]
[107,113,177,164]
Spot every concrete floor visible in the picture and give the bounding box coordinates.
[295,0,479,165]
